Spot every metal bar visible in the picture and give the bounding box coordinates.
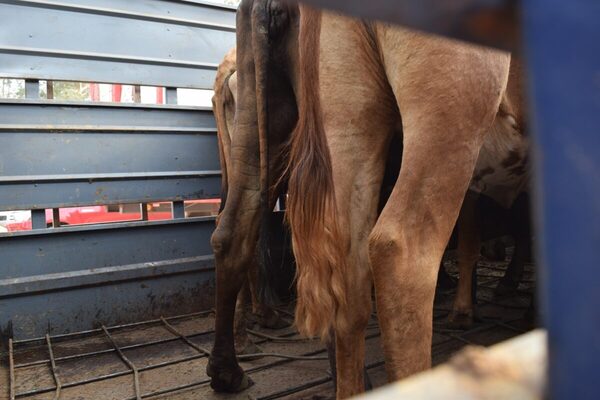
[159,317,211,355]
[13,310,214,344]
[11,312,516,399]
[9,338,15,400]
[15,327,216,369]
[521,2,600,399]
[15,328,317,398]
[0,125,216,132]
[0,46,219,70]
[45,334,62,400]
[172,201,185,219]
[0,171,220,184]
[101,326,141,400]
[3,0,236,32]
[24,79,38,99]
[30,209,46,230]
[140,203,148,221]
[3,216,215,240]
[0,97,212,111]
[0,256,215,298]
[165,88,178,105]
[51,208,60,228]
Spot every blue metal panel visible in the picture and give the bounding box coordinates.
[522,1,600,398]
[0,217,215,278]
[0,0,231,339]
[0,100,217,131]
[0,176,221,210]
[0,100,221,209]
[1,270,216,339]
[0,0,236,88]
[0,217,217,339]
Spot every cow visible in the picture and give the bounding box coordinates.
[207,2,529,397]
[286,6,528,398]
[449,189,533,329]
[207,0,300,392]
[212,48,290,356]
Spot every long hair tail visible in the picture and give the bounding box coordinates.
[287,6,347,340]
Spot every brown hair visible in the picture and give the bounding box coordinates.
[287,6,347,340]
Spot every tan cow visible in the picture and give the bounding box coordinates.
[286,6,528,398]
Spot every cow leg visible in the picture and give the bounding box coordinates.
[497,192,531,295]
[207,197,259,392]
[327,125,388,398]
[247,258,289,330]
[234,278,263,357]
[316,18,396,397]
[370,31,510,380]
[449,191,481,329]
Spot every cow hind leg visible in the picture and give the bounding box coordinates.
[323,114,392,397]
[234,278,263,358]
[449,191,481,329]
[370,33,510,380]
[207,193,262,392]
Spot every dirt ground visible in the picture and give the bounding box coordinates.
[0,255,535,400]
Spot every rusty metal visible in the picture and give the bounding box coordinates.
[12,310,213,346]
[9,338,15,400]
[45,334,62,400]
[101,326,141,400]
[159,316,211,356]
[8,263,533,400]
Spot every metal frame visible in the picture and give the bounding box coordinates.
[7,266,532,400]
[0,0,236,340]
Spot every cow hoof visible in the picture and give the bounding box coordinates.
[260,311,290,330]
[447,311,474,330]
[236,341,264,361]
[207,357,254,393]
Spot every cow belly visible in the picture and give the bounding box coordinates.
[470,112,529,208]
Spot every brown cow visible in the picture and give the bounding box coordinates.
[286,7,528,399]
[212,48,289,356]
[207,0,300,392]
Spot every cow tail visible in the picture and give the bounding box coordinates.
[287,6,347,340]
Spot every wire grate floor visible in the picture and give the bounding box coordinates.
[2,257,535,400]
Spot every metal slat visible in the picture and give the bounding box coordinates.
[0,100,216,131]
[0,176,221,211]
[0,0,236,88]
[0,217,215,281]
[3,0,236,31]
[0,217,217,339]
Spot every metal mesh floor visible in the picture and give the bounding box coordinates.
[2,256,535,400]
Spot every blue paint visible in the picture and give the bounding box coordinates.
[522,0,600,398]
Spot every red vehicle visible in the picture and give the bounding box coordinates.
[4,200,220,232]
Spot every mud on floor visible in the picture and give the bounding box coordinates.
[0,256,536,400]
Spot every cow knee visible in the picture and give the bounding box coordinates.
[211,226,233,259]
[368,226,404,273]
